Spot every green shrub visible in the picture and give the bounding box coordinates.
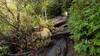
[47,0,72,18]
[68,0,100,56]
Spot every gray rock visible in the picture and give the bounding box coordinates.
[46,38,66,56]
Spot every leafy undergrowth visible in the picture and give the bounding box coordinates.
[0,0,72,55]
[68,0,100,56]
[0,0,54,55]
[0,44,9,56]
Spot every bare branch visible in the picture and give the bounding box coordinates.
[0,10,18,29]
[1,0,16,19]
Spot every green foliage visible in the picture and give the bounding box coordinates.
[32,16,54,29]
[47,0,72,18]
[68,0,100,56]
[0,0,55,54]
[0,44,9,56]
[0,0,72,55]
